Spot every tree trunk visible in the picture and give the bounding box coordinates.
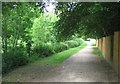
[4,16,7,54]
[13,20,20,48]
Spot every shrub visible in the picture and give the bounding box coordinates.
[74,38,84,45]
[2,49,29,74]
[53,42,69,53]
[53,38,84,53]
[33,38,84,56]
[65,40,79,48]
[33,44,55,57]
[60,42,69,50]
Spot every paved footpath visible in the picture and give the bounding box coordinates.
[3,46,119,82]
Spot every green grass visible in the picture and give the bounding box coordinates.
[92,47,113,69]
[92,47,103,58]
[35,43,86,66]
[92,43,96,46]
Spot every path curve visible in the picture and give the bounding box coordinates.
[3,46,119,82]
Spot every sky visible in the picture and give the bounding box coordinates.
[43,0,57,13]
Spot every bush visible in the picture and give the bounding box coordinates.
[60,42,69,50]
[2,38,85,74]
[33,38,84,57]
[74,38,84,45]
[2,49,29,74]
[65,40,79,48]
[53,38,84,53]
[53,42,69,53]
[33,44,55,57]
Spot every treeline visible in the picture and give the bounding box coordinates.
[2,2,85,74]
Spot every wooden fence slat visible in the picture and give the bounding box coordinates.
[113,32,119,73]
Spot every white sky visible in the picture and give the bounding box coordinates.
[43,0,56,13]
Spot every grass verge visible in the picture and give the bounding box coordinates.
[92,46,103,58]
[92,46,114,70]
[35,43,86,66]
[92,44,96,46]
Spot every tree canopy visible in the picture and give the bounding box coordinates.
[54,2,120,40]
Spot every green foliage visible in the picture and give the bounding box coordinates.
[30,13,85,57]
[2,2,41,52]
[66,41,78,48]
[55,2,119,39]
[92,44,96,46]
[53,42,69,53]
[2,48,29,74]
[33,44,55,57]
[2,2,43,74]
[31,13,58,46]
[65,38,84,48]
[33,38,84,57]
[37,43,86,65]
[2,2,88,75]
[92,47,103,58]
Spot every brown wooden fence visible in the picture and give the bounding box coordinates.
[97,31,120,76]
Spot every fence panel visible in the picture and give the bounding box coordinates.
[102,37,106,58]
[105,36,112,62]
[113,32,119,73]
[118,32,120,76]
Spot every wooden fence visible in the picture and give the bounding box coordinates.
[97,31,120,75]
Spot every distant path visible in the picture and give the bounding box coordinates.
[3,45,119,82]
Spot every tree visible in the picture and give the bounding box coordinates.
[54,2,119,40]
[31,13,58,47]
[2,2,42,53]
